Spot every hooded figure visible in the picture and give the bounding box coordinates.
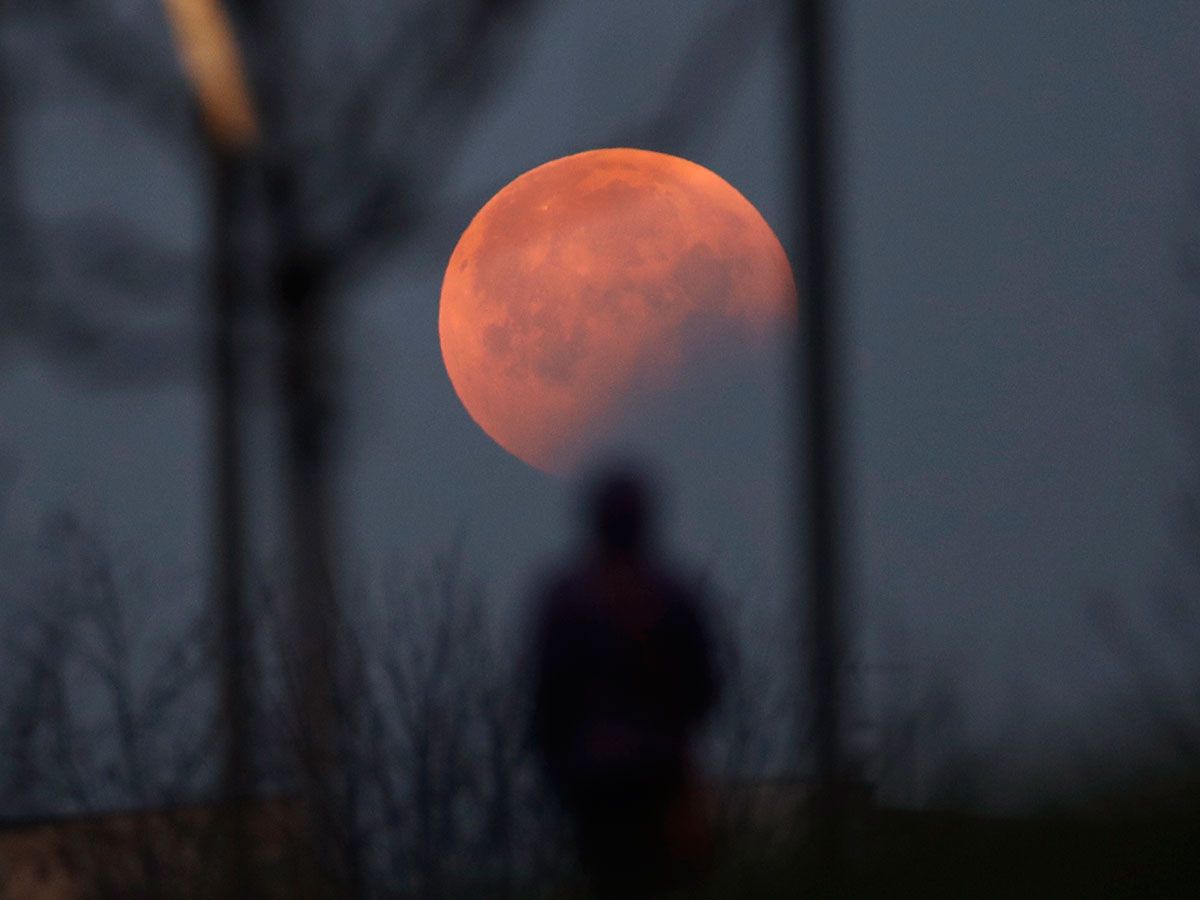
[530,467,719,890]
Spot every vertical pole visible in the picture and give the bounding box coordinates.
[236,2,352,887]
[277,242,345,869]
[162,2,263,892]
[795,0,846,892]
[212,148,256,895]
[292,290,352,894]
[0,1,44,345]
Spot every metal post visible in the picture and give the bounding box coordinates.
[211,147,256,895]
[163,2,262,892]
[796,0,846,892]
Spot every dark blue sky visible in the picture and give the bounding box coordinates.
[3,0,1198,806]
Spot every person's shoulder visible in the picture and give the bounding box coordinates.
[647,559,707,612]
[647,554,701,592]
[531,559,591,620]
[539,556,593,596]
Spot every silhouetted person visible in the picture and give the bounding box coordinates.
[530,467,719,892]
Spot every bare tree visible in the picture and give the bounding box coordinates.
[242,543,565,897]
[0,512,221,898]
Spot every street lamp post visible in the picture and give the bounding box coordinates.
[796,0,847,892]
[163,1,260,893]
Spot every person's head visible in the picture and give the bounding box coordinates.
[585,465,657,556]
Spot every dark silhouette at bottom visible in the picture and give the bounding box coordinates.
[530,467,719,893]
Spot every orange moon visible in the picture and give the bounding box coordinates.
[439,148,796,474]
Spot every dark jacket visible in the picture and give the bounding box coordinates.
[530,555,718,802]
